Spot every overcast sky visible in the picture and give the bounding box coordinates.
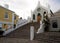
[0,0,60,19]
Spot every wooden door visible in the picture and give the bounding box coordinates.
[37,13,41,23]
[37,16,41,23]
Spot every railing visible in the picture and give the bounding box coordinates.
[16,19,30,28]
[3,19,30,36]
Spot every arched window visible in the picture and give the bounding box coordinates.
[52,20,58,28]
[44,12,46,14]
[38,13,41,16]
[33,14,35,20]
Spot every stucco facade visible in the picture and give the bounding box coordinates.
[0,6,19,31]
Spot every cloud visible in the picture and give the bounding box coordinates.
[0,0,60,19]
[48,0,60,12]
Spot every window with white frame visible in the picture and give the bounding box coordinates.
[4,12,8,19]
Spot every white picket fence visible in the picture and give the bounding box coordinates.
[3,19,30,36]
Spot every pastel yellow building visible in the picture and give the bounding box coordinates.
[0,6,19,31]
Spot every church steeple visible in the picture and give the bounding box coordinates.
[36,1,41,11]
[37,1,40,6]
[47,4,50,9]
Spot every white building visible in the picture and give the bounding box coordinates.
[31,1,60,33]
[49,10,60,31]
[31,1,51,23]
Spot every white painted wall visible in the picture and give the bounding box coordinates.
[49,16,60,31]
[31,2,49,22]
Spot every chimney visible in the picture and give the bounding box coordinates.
[4,4,9,9]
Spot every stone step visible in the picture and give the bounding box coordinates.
[35,32,60,43]
[3,22,40,39]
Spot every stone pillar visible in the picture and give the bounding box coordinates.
[30,21,34,40]
[30,26,34,40]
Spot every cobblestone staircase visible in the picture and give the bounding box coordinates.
[5,22,40,39]
[1,22,60,43]
[35,32,60,43]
